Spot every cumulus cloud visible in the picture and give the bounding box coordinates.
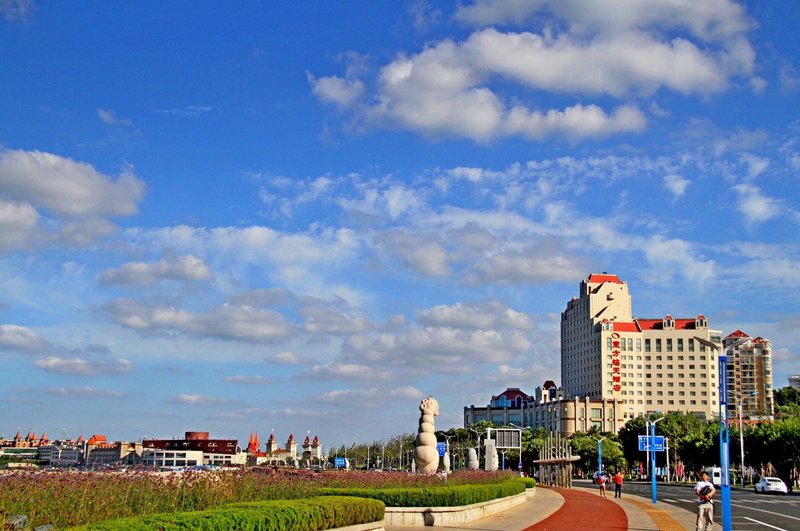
[417,300,534,330]
[0,199,38,251]
[642,236,715,285]
[388,385,423,400]
[471,247,588,284]
[100,254,213,285]
[301,306,371,336]
[313,1,759,143]
[296,362,391,381]
[104,299,295,344]
[35,356,133,376]
[378,231,450,276]
[732,183,782,224]
[0,324,50,353]
[0,149,145,217]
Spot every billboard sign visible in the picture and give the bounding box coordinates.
[493,429,522,449]
[638,435,665,452]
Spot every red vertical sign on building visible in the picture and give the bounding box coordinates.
[611,332,622,393]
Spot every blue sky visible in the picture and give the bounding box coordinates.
[1,0,798,447]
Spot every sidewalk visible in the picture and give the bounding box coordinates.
[384,485,699,531]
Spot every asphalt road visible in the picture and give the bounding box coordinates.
[577,479,800,530]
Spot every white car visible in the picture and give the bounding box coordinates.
[754,477,788,495]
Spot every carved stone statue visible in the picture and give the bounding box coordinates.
[414,396,440,474]
[466,448,479,470]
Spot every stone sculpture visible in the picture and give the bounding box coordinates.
[466,448,479,470]
[413,396,440,474]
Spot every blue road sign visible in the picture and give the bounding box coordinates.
[638,435,666,452]
[334,457,346,468]
[436,443,447,456]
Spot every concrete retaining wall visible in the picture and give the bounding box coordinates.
[382,488,534,527]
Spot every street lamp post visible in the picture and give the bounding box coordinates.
[696,336,732,531]
[469,428,484,468]
[650,416,665,505]
[509,423,529,476]
[595,436,607,474]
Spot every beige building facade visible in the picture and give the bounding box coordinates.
[724,330,774,419]
[561,273,722,421]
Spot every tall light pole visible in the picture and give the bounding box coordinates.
[696,336,731,531]
[650,416,664,505]
[510,423,529,475]
[469,428,484,467]
[595,436,607,474]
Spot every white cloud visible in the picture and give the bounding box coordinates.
[268,351,306,365]
[738,153,770,179]
[301,306,371,336]
[664,174,690,198]
[97,108,132,126]
[471,247,588,284]
[169,394,229,405]
[42,387,124,398]
[155,105,213,117]
[105,299,296,344]
[642,236,715,285]
[224,375,273,385]
[417,300,534,330]
[35,356,133,376]
[732,183,781,224]
[389,385,423,400]
[0,324,50,353]
[308,73,365,111]
[378,232,450,277]
[100,254,213,285]
[0,0,34,22]
[0,149,145,217]
[297,362,391,381]
[317,387,379,406]
[0,199,38,251]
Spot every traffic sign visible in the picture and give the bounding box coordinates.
[436,443,447,456]
[638,435,665,452]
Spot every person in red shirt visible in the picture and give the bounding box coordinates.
[597,473,608,498]
[613,470,624,498]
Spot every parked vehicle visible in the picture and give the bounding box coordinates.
[704,467,722,487]
[754,477,788,495]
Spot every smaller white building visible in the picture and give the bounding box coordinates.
[141,449,205,469]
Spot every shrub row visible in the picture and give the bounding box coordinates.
[66,496,385,531]
[513,476,536,489]
[318,479,526,507]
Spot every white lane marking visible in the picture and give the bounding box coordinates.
[731,501,800,521]
[743,516,788,530]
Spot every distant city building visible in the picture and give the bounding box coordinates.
[788,375,800,389]
[85,434,142,467]
[463,384,625,437]
[561,273,721,420]
[143,431,245,467]
[724,330,774,419]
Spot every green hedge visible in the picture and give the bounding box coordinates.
[318,480,525,507]
[513,477,536,489]
[67,496,384,531]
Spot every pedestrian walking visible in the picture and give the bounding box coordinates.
[597,472,607,498]
[613,470,624,498]
[694,470,716,531]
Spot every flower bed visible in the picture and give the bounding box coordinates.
[65,496,384,531]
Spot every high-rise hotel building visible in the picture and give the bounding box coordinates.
[561,273,722,421]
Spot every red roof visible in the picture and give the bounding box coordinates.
[494,388,530,401]
[612,322,640,332]
[588,274,622,284]
[726,330,750,339]
[636,318,697,330]
[542,380,557,390]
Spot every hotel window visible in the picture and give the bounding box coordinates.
[656,339,662,352]
[688,339,695,352]
[628,338,633,350]
[667,339,673,352]
[636,338,642,351]
[645,339,651,352]
[677,338,684,352]
[607,337,612,350]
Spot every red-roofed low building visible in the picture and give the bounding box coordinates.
[561,273,722,421]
